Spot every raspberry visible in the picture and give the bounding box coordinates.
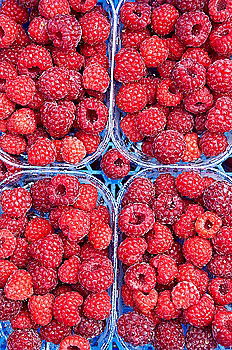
[151,255,178,285]
[0,260,17,288]
[28,16,49,45]
[47,174,80,206]
[1,188,31,218]
[184,87,214,114]
[153,320,184,350]
[209,254,232,278]
[175,11,211,47]
[167,108,194,134]
[120,2,151,30]
[136,106,166,137]
[6,75,35,106]
[58,256,81,284]
[69,0,97,13]
[80,11,110,45]
[184,294,215,327]
[0,133,27,155]
[4,269,33,301]
[101,149,130,179]
[151,4,179,35]
[209,0,232,22]
[76,97,108,133]
[166,241,185,265]
[153,130,186,164]
[88,221,112,250]
[118,203,155,237]
[121,173,154,206]
[74,184,98,211]
[155,290,180,320]
[27,261,58,295]
[0,61,17,93]
[29,293,54,326]
[173,214,196,238]
[210,22,232,56]
[175,0,206,11]
[146,222,173,254]
[75,131,100,155]
[80,242,107,260]
[74,317,105,338]
[0,289,22,321]
[208,277,232,305]
[25,217,52,243]
[29,234,63,269]
[166,35,185,60]
[7,330,42,350]
[28,138,56,166]
[195,211,222,239]
[117,312,154,346]
[185,326,217,350]
[53,291,83,326]
[182,48,212,68]
[10,237,30,268]
[171,281,200,309]
[121,29,150,50]
[0,229,16,259]
[124,262,156,293]
[0,0,29,24]
[152,193,184,224]
[90,206,110,225]
[17,44,53,78]
[140,76,160,105]
[59,208,90,241]
[0,14,18,48]
[59,335,90,350]
[11,307,37,330]
[157,60,176,79]
[49,206,69,229]
[212,307,232,347]
[207,59,232,93]
[30,178,52,212]
[14,24,30,47]
[83,291,111,320]
[156,78,183,107]
[40,319,71,344]
[140,36,169,68]
[83,63,110,93]
[80,42,107,57]
[38,67,70,101]
[183,236,212,267]
[175,171,204,198]
[121,284,134,307]
[206,96,232,133]
[154,173,177,196]
[199,131,228,157]
[52,49,84,71]
[62,237,80,259]
[142,138,155,157]
[213,226,232,255]
[114,48,146,84]
[203,180,232,218]
[177,263,209,295]
[38,0,70,19]
[7,108,36,135]
[116,82,147,113]
[118,237,147,265]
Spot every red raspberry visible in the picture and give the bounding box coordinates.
[203,180,232,218]
[209,0,232,22]
[101,149,130,179]
[209,277,232,305]
[0,229,16,259]
[0,259,17,288]
[76,97,108,133]
[80,242,107,260]
[29,234,63,269]
[5,269,33,301]
[140,36,169,68]
[6,75,35,106]
[133,288,158,315]
[117,312,154,347]
[0,47,22,65]
[59,208,90,241]
[208,254,232,278]
[121,29,150,49]
[175,0,206,11]
[120,174,154,206]
[78,256,113,292]
[182,132,200,161]
[167,108,194,134]
[58,256,81,284]
[11,307,37,330]
[157,60,176,79]
[52,48,84,71]
[90,205,110,226]
[212,307,232,347]
[69,0,97,13]
[153,130,186,164]
[59,335,90,350]
[40,319,71,344]
[79,42,107,57]
[0,61,17,93]
[142,138,155,157]
[7,330,42,350]
[184,294,215,327]
[185,326,217,350]
[116,82,147,113]
[7,108,36,135]
[83,63,109,93]
[10,237,29,268]
[118,203,155,237]
[121,284,134,307]
[153,320,184,350]
[0,0,28,24]
[0,14,18,48]
[156,78,183,107]
[73,184,98,211]
[0,94,14,122]
[74,317,105,339]
[150,254,178,285]
[124,262,156,293]
[38,67,70,101]
[175,171,204,199]
[146,222,173,254]
[0,289,22,320]
[210,21,232,56]
[120,113,144,143]
[1,188,31,218]
[213,226,232,255]
[53,291,83,327]
[184,87,213,114]
[154,173,177,196]
[166,241,185,265]
[80,11,110,45]
[83,291,111,320]
[25,217,53,242]
[206,96,232,133]
[152,193,184,224]
[61,136,86,164]
[49,206,69,229]
[195,211,222,239]
[62,237,80,259]
[30,178,52,212]
[173,214,196,239]
[171,281,200,309]
[140,76,160,105]
[183,236,212,267]
[151,4,179,35]
[207,59,232,93]
[17,44,52,79]
[175,11,211,47]
[28,16,49,45]
[114,48,146,84]
[14,24,30,47]
[155,290,180,320]
[75,131,100,155]
[177,263,209,295]
[166,35,185,60]
[29,293,54,326]
[120,2,151,31]
[27,261,58,295]
[0,133,27,155]
[182,48,212,68]
[118,237,147,265]
[28,138,56,166]
[38,0,70,19]
[47,174,80,206]
[136,106,166,137]
[199,131,228,157]
[88,221,112,249]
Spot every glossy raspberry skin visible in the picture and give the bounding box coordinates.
[166,35,185,61]
[80,11,110,45]
[185,326,217,350]
[10,237,29,268]
[0,14,18,48]
[212,307,232,347]
[28,138,56,166]
[69,0,97,13]
[140,36,169,68]
[152,193,184,225]
[89,221,112,250]
[207,59,232,93]
[184,87,214,114]
[74,317,105,338]
[213,226,232,255]
[184,294,215,327]
[40,319,71,345]
[7,330,42,350]
[167,108,193,134]
[28,16,49,45]
[4,269,33,301]
[209,0,232,22]
[208,254,232,278]
[153,320,184,350]
[133,289,158,314]
[38,67,70,101]
[195,211,222,239]
[73,183,97,212]
[38,0,70,19]
[199,132,228,157]
[59,208,90,241]
[140,76,160,105]
[75,131,100,155]
[118,237,147,265]
[83,291,111,320]
[0,61,17,93]
[101,149,130,179]
[182,133,201,162]
[154,173,177,196]
[10,307,37,330]
[151,4,179,36]
[0,289,22,321]
[80,242,107,260]
[28,261,58,295]
[206,97,232,133]
[52,48,84,71]
[7,108,36,135]
[0,228,16,259]
[182,48,212,68]
[25,217,52,243]
[120,2,151,31]
[208,277,232,305]
[6,75,35,106]
[155,290,180,320]
[124,262,156,293]
[183,236,212,268]
[0,0,29,24]
[116,82,147,113]
[156,78,183,107]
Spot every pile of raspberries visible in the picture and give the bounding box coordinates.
[0,0,111,166]
[116,0,232,165]
[117,170,232,349]
[0,174,114,350]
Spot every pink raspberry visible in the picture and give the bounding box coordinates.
[167,108,194,134]
[209,0,232,22]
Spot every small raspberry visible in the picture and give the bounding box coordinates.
[185,326,217,350]
[59,208,90,241]
[80,11,110,44]
[6,75,35,106]
[4,269,33,301]
[177,263,209,295]
[118,237,147,265]
[184,87,214,114]
[10,237,30,268]
[175,171,204,199]
[199,131,228,157]
[206,96,232,133]
[0,61,17,93]
[27,261,58,295]
[47,174,80,206]
[53,291,83,326]
[213,226,232,255]
[59,335,90,350]
[25,217,53,243]
[146,222,174,254]
[58,256,81,284]
[38,0,70,19]
[212,307,232,347]
[121,29,150,50]
[28,138,56,166]
[166,35,185,60]
[7,108,36,135]
[116,82,147,113]
[209,0,232,22]
[182,133,201,162]
[28,16,49,45]
[167,108,194,134]
[30,178,52,212]
[120,2,151,30]
[140,36,169,67]
[210,21,232,56]
[1,188,31,218]
[151,4,179,36]
[74,317,105,339]
[207,59,232,93]
[73,184,98,212]
[152,193,184,224]
[153,320,184,350]
[155,290,180,320]
[29,293,54,326]
[83,63,110,93]
[0,133,27,155]
[7,330,42,350]
[101,149,130,179]
[154,173,177,196]
[136,106,166,137]
[183,236,212,267]
[184,294,215,327]
[0,14,18,48]
[38,67,70,101]
[83,291,111,320]
[153,130,186,164]
[182,48,212,68]
[0,260,17,288]
[124,262,156,293]
[40,319,71,344]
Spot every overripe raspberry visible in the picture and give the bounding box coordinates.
[0,229,16,259]
[124,262,156,293]
[59,208,90,241]
[209,0,232,22]
[167,108,194,134]
[140,36,169,68]
[120,2,151,30]
[146,222,173,254]
[40,319,71,344]
[0,289,22,321]
[151,4,179,35]
[136,106,166,137]
[151,254,178,285]
[185,326,217,350]
[207,59,232,93]
[80,242,107,260]
[117,312,154,346]
[175,171,204,199]
[183,236,212,267]
[166,35,185,60]
[25,217,52,242]
[208,277,232,305]
[121,29,150,49]
[153,130,186,164]
[177,263,209,295]
[69,0,97,13]
[0,14,18,48]
[171,281,200,309]
[153,320,184,350]
[152,193,184,224]
[74,317,105,338]
[212,307,232,347]
[30,178,52,212]
[0,61,17,92]
[116,82,147,113]
[0,133,27,155]
[175,11,211,47]
[80,11,110,44]
[27,261,58,295]
[206,96,232,133]
[0,260,17,288]
[118,237,147,265]
[83,291,111,320]
[114,48,146,84]
[184,87,214,114]
[6,75,35,106]
[47,174,80,207]
[155,290,180,320]
[28,16,49,45]
[38,0,70,19]
[210,21,232,56]
[59,335,90,350]
[83,63,110,93]
[28,138,56,166]
[7,330,42,350]
[213,226,232,255]
[118,203,155,237]
[101,149,130,179]
[11,307,37,330]
[52,48,84,71]
[38,67,70,101]
[154,173,177,196]
[58,256,81,284]
[184,294,215,327]
[10,237,30,268]
[199,131,228,157]
[29,293,54,326]
[7,108,36,135]
[182,48,212,68]
[74,184,98,211]
[53,291,83,326]
[1,188,31,218]
[4,269,33,301]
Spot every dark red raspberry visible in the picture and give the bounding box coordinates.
[7,330,42,350]
[136,106,166,137]
[157,60,176,79]
[0,133,27,155]
[10,237,29,268]
[175,11,211,47]
[151,4,179,36]
[0,61,17,93]
[213,226,232,255]
[52,48,84,71]
[185,326,217,350]
[1,188,31,218]
[101,149,130,179]
[183,236,212,267]
[4,269,33,301]
[25,217,53,242]
[140,36,169,67]
[155,290,180,320]
[28,16,49,45]
[30,178,52,212]
[175,0,206,11]
[124,262,156,293]
[207,59,232,93]
[40,319,71,345]
[152,193,184,225]
[199,131,228,157]
[121,29,150,49]
[38,67,70,101]
[28,293,54,326]
[53,291,83,326]
[210,22,232,56]
[61,136,86,165]
[0,289,22,321]
[75,131,100,155]
[167,108,194,134]
[118,237,147,265]
[153,320,184,350]
[78,256,113,292]
[166,35,185,60]
[151,254,178,285]
[0,260,17,288]
[73,183,98,211]
[59,335,90,350]
[59,208,90,241]
[83,291,111,320]
[154,173,177,196]
[203,180,232,218]
[117,312,154,347]
[184,294,215,327]
[11,307,37,330]
[209,0,232,23]
[118,203,155,237]
[0,14,18,48]
[209,277,232,305]
[38,0,70,19]
[184,87,213,114]
[172,281,200,309]
[28,261,58,295]
[206,96,232,133]
[47,174,80,206]
[208,254,232,278]
[146,222,173,254]
[182,48,212,68]
[212,307,232,347]
[69,0,97,13]
[74,317,105,338]
[28,138,56,166]
[153,130,186,164]
[80,11,110,45]
[6,75,35,106]
[175,171,204,199]
[116,82,147,113]
[120,2,151,30]
[122,177,154,205]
